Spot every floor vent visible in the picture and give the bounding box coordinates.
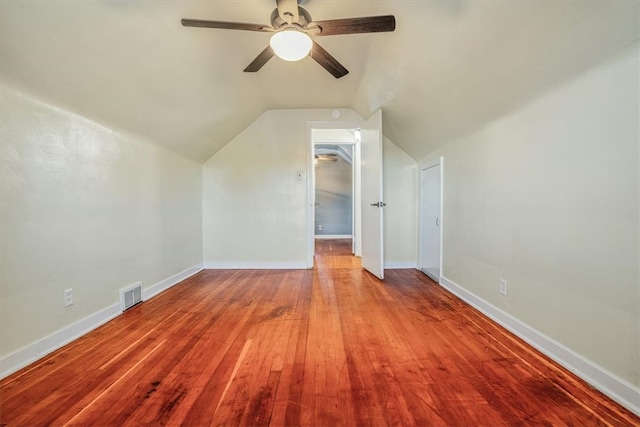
[120,282,143,311]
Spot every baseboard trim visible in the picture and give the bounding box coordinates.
[439,275,640,416]
[0,263,204,380]
[384,261,417,269]
[142,263,204,301]
[314,235,353,240]
[204,261,309,270]
[0,303,121,379]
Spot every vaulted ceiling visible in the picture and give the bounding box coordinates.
[1,1,638,162]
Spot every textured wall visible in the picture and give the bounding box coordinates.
[422,45,639,387]
[0,85,203,360]
[383,137,418,266]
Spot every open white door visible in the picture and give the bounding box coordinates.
[360,110,384,279]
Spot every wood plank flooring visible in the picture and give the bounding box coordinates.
[1,239,638,426]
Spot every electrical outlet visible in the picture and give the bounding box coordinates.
[64,288,74,307]
[499,280,507,297]
[318,224,323,231]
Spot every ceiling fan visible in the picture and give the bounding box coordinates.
[181,0,396,79]
[315,153,339,162]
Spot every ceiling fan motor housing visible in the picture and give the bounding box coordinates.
[270,7,312,30]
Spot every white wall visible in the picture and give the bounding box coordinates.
[315,157,352,236]
[0,85,203,371]
[202,109,417,268]
[421,45,639,394]
[383,137,418,268]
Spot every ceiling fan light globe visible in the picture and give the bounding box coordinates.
[270,30,312,62]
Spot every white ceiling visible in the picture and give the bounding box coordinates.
[1,1,638,162]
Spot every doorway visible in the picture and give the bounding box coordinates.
[419,159,443,282]
[314,144,354,240]
[306,111,384,276]
[307,126,361,267]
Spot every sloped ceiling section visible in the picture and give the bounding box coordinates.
[1,1,638,162]
[357,1,640,161]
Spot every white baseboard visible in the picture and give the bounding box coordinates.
[143,264,204,301]
[439,275,640,416]
[384,261,417,269]
[315,235,353,240]
[204,261,309,269]
[0,303,121,379]
[0,263,204,380]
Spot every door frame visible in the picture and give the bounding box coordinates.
[306,121,363,268]
[418,157,444,282]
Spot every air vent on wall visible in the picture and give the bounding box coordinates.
[120,282,143,311]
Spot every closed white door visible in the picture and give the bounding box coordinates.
[361,110,384,279]
[420,161,442,282]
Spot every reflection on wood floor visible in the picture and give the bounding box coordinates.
[314,238,359,269]
[1,239,638,425]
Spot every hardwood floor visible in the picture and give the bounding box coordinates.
[1,239,638,426]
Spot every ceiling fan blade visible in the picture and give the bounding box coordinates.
[244,46,275,72]
[310,41,348,79]
[276,0,299,24]
[181,18,273,32]
[311,15,396,36]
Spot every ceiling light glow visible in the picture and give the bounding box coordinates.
[270,29,312,62]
